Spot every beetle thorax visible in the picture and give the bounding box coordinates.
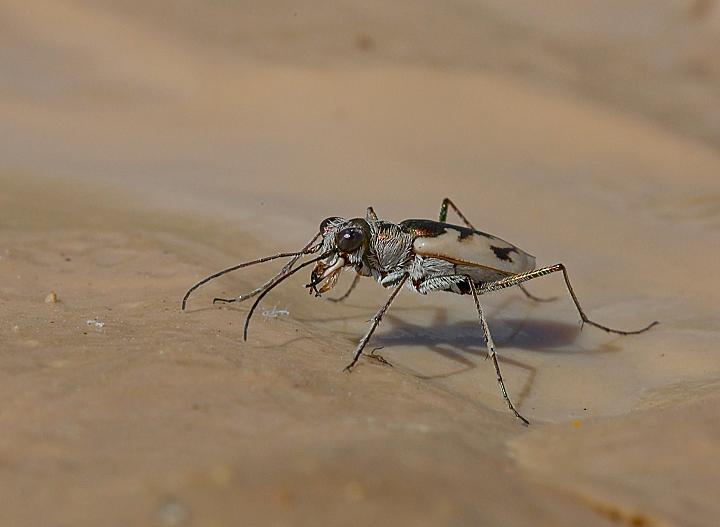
[366,221,414,274]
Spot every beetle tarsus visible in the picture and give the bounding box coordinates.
[518,284,557,303]
[213,297,237,305]
[584,318,658,336]
[366,347,392,367]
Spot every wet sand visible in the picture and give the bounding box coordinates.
[2,2,720,526]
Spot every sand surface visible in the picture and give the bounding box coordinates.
[1,1,720,526]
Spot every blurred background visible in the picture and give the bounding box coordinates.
[3,0,719,227]
[2,2,720,526]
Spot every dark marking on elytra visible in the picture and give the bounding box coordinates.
[457,226,474,240]
[448,224,494,240]
[490,245,517,262]
[400,219,493,240]
[400,219,447,238]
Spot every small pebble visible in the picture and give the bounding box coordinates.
[262,306,290,319]
[86,318,105,329]
[45,291,58,304]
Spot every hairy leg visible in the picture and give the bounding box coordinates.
[480,264,658,335]
[344,274,409,371]
[468,279,529,425]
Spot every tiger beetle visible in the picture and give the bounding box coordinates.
[181,198,658,425]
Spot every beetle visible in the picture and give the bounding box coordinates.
[181,198,658,424]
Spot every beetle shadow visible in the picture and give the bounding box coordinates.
[197,291,623,362]
[360,307,622,409]
[372,308,600,354]
[309,296,624,405]
[307,292,613,349]
[200,289,624,409]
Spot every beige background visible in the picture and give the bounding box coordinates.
[1,1,719,525]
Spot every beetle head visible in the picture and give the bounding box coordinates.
[309,217,371,295]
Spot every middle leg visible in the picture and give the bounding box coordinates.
[439,197,475,229]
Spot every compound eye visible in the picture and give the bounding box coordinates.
[336,227,365,253]
[319,217,341,234]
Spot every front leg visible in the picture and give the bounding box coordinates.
[328,273,361,303]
